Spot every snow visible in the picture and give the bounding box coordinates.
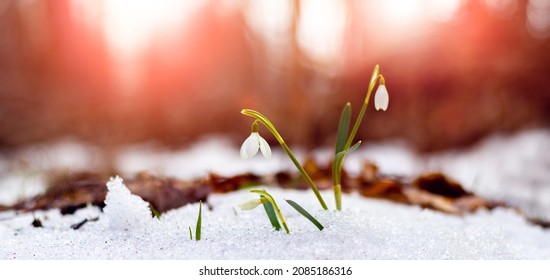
[0,129,549,259]
[103,176,156,231]
[115,137,292,179]
[0,178,549,259]
[426,130,550,219]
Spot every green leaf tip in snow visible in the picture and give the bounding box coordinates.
[149,204,161,220]
[188,226,193,240]
[195,200,202,241]
[261,195,281,231]
[285,199,324,231]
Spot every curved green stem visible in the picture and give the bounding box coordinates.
[333,65,384,210]
[345,65,381,150]
[242,109,328,210]
[251,190,289,234]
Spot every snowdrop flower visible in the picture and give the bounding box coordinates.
[240,110,329,210]
[240,123,272,159]
[374,84,389,111]
[238,198,265,210]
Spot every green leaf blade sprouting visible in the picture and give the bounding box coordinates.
[195,201,202,241]
[335,103,351,155]
[334,140,362,182]
[285,199,324,231]
[251,190,290,234]
[261,196,281,231]
[149,204,161,220]
[335,140,362,164]
[188,226,193,240]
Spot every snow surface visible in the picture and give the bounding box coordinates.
[1,177,549,259]
[0,129,549,259]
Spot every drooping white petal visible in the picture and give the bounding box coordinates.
[240,133,260,159]
[374,85,389,111]
[238,198,263,210]
[258,135,272,159]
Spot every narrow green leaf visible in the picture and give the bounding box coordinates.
[188,226,193,240]
[334,140,362,178]
[335,140,361,162]
[285,199,324,231]
[261,196,281,231]
[251,190,290,233]
[335,103,351,154]
[195,201,202,241]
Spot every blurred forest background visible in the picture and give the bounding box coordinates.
[1,0,549,152]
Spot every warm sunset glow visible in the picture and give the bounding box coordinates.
[72,0,207,95]
[373,0,461,31]
[102,0,205,59]
[243,0,293,66]
[244,0,293,41]
[426,0,462,22]
[298,0,346,69]
[527,0,550,39]
[354,0,463,48]
[4,0,550,156]
[380,0,425,28]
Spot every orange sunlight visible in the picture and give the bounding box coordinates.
[103,0,205,60]
[70,0,206,95]
[375,0,462,31]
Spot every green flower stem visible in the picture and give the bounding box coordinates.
[280,143,328,210]
[242,109,329,210]
[345,65,381,150]
[334,183,342,210]
[333,65,384,210]
[251,190,290,234]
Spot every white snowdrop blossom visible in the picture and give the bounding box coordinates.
[237,198,265,210]
[240,132,272,160]
[374,85,389,111]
